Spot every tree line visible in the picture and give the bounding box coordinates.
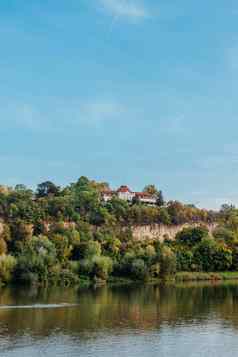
[0,176,235,286]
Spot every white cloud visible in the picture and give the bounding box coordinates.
[0,98,127,131]
[98,0,149,21]
[77,100,125,125]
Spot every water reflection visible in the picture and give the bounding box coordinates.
[1,282,238,356]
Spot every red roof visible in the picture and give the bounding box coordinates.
[117,185,132,193]
[135,192,153,198]
[102,190,115,195]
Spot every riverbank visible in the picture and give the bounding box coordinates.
[175,271,238,282]
[2,272,238,290]
[85,272,238,288]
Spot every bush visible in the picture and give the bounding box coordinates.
[15,236,56,283]
[78,258,94,276]
[85,241,102,258]
[131,259,147,280]
[193,238,216,272]
[150,263,160,278]
[176,250,193,271]
[92,256,113,280]
[0,254,17,283]
[213,227,237,245]
[0,238,7,255]
[160,246,177,277]
[59,269,79,286]
[176,226,209,248]
[213,244,232,271]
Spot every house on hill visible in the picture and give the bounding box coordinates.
[102,185,157,205]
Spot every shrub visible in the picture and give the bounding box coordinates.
[176,250,193,271]
[213,244,232,271]
[213,227,237,245]
[15,236,56,283]
[176,226,209,248]
[160,246,177,277]
[59,269,79,286]
[78,258,94,276]
[0,238,7,255]
[85,241,102,258]
[193,238,217,272]
[0,254,17,283]
[92,256,113,280]
[150,263,160,278]
[131,259,147,280]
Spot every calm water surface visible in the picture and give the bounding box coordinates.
[1,282,238,356]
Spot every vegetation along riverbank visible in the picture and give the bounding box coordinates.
[0,176,238,287]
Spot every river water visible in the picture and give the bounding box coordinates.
[0,282,238,356]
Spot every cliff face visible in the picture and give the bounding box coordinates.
[0,220,217,242]
[132,223,218,242]
[0,222,3,235]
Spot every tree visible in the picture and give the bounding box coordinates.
[160,246,177,277]
[131,259,147,280]
[15,236,56,284]
[0,255,16,283]
[143,185,158,195]
[0,238,7,255]
[92,256,113,280]
[213,226,237,245]
[176,226,209,248]
[36,181,60,198]
[193,238,217,272]
[157,207,171,225]
[156,190,165,207]
[176,250,193,271]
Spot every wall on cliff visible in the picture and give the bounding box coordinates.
[132,223,218,242]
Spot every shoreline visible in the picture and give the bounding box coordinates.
[2,272,238,290]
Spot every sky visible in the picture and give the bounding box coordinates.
[0,0,238,209]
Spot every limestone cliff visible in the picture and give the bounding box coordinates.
[132,223,217,242]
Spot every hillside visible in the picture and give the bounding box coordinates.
[0,176,236,286]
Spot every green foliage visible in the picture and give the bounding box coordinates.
[0,238,7,255]
[176,250,193,271]
[15,236,56,283]
[0,224,11,242]
[1,177,237,287]
[51,234,72,264]
[85,241,102,258]
[214,244,232,271]
[193,238,217,272]
[157,208,171,225]
[36,181,60,198]
[0,254,17,283]
[160,246,177,277]
[91,256,113,280]
[131,259,147,280]
[192,238,232,272]
[213,226,237,245]
[176,226,209,248]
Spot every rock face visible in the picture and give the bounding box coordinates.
[0,222,3,235]
[0,220,217,242]
[132,223,218,242]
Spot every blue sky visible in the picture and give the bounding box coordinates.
[1,0,238,208]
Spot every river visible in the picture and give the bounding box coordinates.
[0,282,238,356]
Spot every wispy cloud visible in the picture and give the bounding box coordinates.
[0,98,127,131]
[98,0,150,21]
[77,100,125,125]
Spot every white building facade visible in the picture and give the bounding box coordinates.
[102,185,157,205]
